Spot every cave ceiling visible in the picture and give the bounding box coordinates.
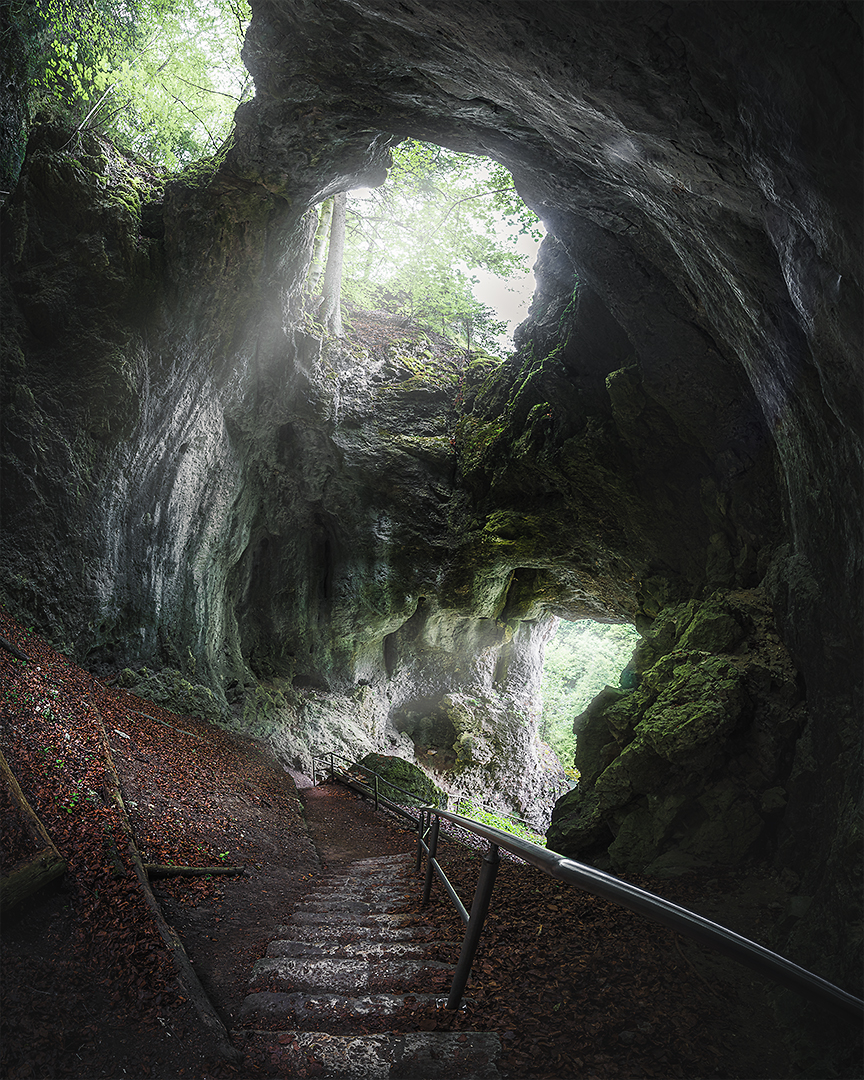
[228,0,861,640]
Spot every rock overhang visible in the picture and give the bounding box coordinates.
[225,0,861,1020]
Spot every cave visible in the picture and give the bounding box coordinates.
[1,0,861,1067]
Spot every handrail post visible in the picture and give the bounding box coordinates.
[421,814,440,907]
[447,842,500,1010]
[374,773,379,812]
[329,752,334,780]
[416,809,425,873]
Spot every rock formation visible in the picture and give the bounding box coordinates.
[1,1,861,1065]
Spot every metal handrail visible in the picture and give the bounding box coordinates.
[312,754,863,1022]
[418,806,864,1019]
[310,751,446,809]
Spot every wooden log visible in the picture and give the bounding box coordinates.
[145,863,246,879]
[0,749,66,913]
[1,847,66,914]
[0,749,60,851]
[97,715,243,1064]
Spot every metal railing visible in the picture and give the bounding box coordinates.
[310,751,446,822]
[314,754,864,1022]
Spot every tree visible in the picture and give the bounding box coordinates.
[319,191,347,337]
[307,197,334,296]
[338,140,540,349]
[27,0,252,169]
[540,621,640,774]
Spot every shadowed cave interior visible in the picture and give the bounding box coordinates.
[0,0,861,1070]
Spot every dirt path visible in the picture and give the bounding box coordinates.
[299,783,418,871]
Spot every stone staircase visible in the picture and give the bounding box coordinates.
[233,853,501,1078]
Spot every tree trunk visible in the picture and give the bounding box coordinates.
[319,190,347,337]
[0,749,66,914]
[306,197,333,298]
[145,864,246,879]
[1,848,66,914]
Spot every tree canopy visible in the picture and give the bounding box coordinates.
[24,0,251,168]
[337,140,542,349]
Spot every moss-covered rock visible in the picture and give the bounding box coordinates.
[357,753,446,807]
[638,652,745,772]
[547,589,801,876]
[118,666,228,724]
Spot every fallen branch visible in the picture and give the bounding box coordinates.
[120,704,211,742]
[145,863,246,879]
[96,713,243,1064]
[132,711,211,741]
[0,636,30,663]
[0,749,66,914]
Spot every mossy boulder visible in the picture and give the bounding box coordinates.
[357,753,446,807]
[637,652,745,773]
[548,590,798,876]
[622,597,745,687]
[572,686,632,785]
[118,666,228,724]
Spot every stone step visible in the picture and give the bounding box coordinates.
[304,885,409,903]
[288,910,417,927]
[236,989,444,1025]
[274,922,436,943]
[349,854,413,867]
[238,853,499,1078]
[232,1029,501,1078]
[299,899,407,915]
[266,939,438,961]
[249,955,454,993]
[309,878,410,894]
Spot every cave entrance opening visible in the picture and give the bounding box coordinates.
[540,619,640,783]
[339,140,545,351]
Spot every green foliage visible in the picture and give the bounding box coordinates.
[540,620,641,771]
[458,800,546,847]
[342,140,541,349]
[27,0,251,169]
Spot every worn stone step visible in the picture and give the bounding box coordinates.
[232,1029,501,1078]
[304,883,410,897]
[274,922,436,944]
[249,955,453,993]
[236,990,445,1025]
[265,938,440,960]
[298,899,408,916]
[349,854,412,867]
[313,877,411,893]
[289,910,417,927]
[304,885,409,903]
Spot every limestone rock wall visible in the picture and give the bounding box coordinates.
[0,136,563,823]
